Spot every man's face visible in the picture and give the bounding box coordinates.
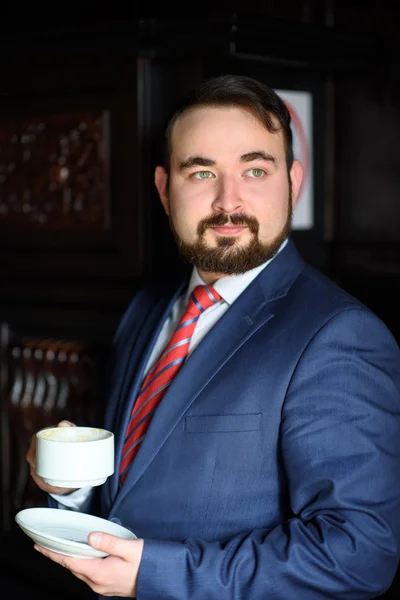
[155,106,303,282]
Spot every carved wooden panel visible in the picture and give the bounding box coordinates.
[0,111,110,231]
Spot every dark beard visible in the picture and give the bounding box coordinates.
[169,199,292,275]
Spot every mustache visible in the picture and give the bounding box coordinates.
[197,213,259,235]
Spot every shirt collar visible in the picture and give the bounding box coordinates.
[184,238,288,307]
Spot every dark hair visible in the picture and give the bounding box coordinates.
[163,74,294,172]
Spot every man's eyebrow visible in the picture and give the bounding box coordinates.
[179,151,277,170]
[240,151,277,165]
[179,156,216,170]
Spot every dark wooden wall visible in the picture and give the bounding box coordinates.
[0,30,140,343]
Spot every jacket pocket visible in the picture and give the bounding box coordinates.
[184,413,262,433]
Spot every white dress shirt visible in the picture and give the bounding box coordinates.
[51,239,288,510]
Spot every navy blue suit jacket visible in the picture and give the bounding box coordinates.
[77,240,400,598]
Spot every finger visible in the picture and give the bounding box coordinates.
[58,420,76,427]
[34,546,99,592]
[29,468,74,495]
[26,435,37,469]
[68,571,92,585]
[67,572,105,596]
[34,544,73,566]
[88,532,138,561]
[34,545,95,572]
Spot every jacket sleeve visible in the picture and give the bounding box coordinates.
[136,308,400,600]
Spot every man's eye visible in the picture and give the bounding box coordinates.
[247,168,265,178]
[193,171,214,180]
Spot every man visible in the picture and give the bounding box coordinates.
[27,74,400,599]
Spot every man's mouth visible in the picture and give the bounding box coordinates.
[210,225,247,235]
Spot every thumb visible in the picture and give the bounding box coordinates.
[58,420,76,427]
[88,531,135,560]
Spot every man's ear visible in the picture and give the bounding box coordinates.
[155,166,169,215]
[289,160,304,207]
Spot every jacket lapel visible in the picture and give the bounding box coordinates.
[111,240,305,511]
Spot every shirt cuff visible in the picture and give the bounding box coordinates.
[49,486,93,511]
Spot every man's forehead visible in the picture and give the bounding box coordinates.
[170,106,285,160]
[173,105,268,131]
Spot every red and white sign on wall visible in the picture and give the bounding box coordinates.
[274,89,314,231]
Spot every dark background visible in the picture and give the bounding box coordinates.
[0,0,399,344]
[0,1,399,598]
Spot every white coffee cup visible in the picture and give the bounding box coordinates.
[36,426,114,488]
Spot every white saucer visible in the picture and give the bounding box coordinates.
[15,508,137,559]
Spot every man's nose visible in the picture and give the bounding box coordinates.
[211,177,244,213]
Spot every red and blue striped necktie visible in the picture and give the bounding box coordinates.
[119,284,221,484]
